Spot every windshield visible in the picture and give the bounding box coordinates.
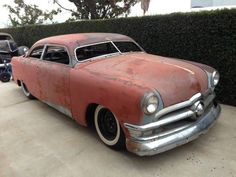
[75,41,143,61]
[0,41,17,52]
[0,35,12,41]
[113,41,142,53]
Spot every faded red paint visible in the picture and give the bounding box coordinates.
[11,33,210,130]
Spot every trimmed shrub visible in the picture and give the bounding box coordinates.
[1,9,236,106]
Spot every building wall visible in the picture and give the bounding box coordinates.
[192,0,212,8]
[191,0,236,8]
[213,0,236,6]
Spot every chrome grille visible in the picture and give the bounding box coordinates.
[125,90,216,140]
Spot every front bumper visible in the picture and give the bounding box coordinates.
[125,103,221,156]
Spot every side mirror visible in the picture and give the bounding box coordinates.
[18,46,29,56]
[23,47,28,52]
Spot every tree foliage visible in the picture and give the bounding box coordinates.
[4,0,61,27]
[54,0,138,20]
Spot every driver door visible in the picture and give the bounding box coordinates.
[21,45,45,99]
[37,45,72,117]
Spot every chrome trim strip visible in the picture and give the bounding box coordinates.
[137,124,192,141]
[43,101,73,119]
[125,109,194,132]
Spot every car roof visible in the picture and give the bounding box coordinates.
[35,33,134,48]
[0,33,13,38]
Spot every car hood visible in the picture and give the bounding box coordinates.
[78,53,209,107]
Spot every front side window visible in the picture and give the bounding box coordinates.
[43,45,70,65]
[29,46,44,59]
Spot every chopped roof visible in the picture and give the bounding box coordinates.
[35,33,133,48]
[0,33,11,36]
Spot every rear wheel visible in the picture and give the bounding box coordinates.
[21,81,34,99]
[0,73,11,82]
[94,105,126,150]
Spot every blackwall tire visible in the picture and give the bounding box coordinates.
[0,73,11,82]
[21,81,34,99]
[94,105,126,150]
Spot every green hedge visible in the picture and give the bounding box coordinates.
[1,9,236,106]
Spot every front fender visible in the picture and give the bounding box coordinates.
[70,66,149,127]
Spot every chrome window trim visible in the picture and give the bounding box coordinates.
[74,41,117,63]
[110,41,122,53]
[74,40,144,63]
[28,44,72,67]
[42,44,72,67]
[77,52,121,62]
[40,45,47,60]
[28,45,46,60]
[113,40,145,52]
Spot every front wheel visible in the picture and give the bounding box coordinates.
[21,81,34,99]
[94,105,126,150]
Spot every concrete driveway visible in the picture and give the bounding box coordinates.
[0,82,235,177]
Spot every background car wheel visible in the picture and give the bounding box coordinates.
[0,73,11,82]
[94,105,126,150]
[21,81,34,99]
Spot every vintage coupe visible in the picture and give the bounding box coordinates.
[12,33,221,156]
[0,33,28,63]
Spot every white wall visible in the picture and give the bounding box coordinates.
[213,0,236,6]
[191,0,236,8]
[191,0,213,8]
[130,0,191,16]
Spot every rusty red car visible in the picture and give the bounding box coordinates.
[11,33,221,156]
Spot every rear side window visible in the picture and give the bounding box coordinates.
[43,45,70,65]
[76,42,118,61]
[29,46,44,59]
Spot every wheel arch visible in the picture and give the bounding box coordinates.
[85,103,98,128]
[85,102,123,128]
[17,79,21,86]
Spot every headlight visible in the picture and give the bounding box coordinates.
[212,71,220,87]
[142,93,159,114]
